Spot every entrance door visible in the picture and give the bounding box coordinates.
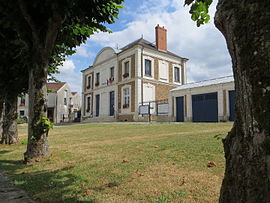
[109,91,115,116]
[96,94,100,117]
[229,90,235,121]
[47,108,54,122]
[176,97,184,122]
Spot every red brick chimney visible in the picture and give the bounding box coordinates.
[155,24,167,51]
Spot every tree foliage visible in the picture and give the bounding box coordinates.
[0,0,124,160]
[184,0,213,26]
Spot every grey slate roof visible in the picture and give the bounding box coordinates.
[171,75,234,92]
[120,38,188,60]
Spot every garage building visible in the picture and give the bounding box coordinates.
[169,76,235,122]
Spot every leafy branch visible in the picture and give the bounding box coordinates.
[184,0,213,27]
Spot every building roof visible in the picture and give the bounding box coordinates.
[47,82,66,92]
[120,38,188,60]
[71,92,77,96]
[81,37,188,73]
[171,75,234,92]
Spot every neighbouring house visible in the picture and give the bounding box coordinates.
[169,76,235,122]
[17,82,81,123]
[81,25,188,122]
[70,92,81,121]
[17,94,28,119]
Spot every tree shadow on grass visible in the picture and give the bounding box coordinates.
[0,150,12,155]
[0,159,95,203]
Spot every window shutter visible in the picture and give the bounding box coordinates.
[159,61,168,80]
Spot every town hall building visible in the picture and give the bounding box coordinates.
[81,25,188,122]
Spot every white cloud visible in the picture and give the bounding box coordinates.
[58,60,75,73]
[56,60,81,93]
[76,46,94,58]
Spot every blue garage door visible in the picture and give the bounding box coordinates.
[229,90,235,121]
[192,92,218,122]
[176,96,184,122]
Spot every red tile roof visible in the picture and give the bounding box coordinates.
[47,82,66,92]
[71,92,77,96]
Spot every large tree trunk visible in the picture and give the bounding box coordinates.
[0,100,4,141]
[1,95,18,144]
[215,0,270,202]
[24,50,50,162]
[18,1,63,163]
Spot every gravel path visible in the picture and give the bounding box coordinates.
[0,172,34,203]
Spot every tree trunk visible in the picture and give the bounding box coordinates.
[1,95,18,144]
[24,50,49,162]
[0,100,4,142]
[215,0,270,202]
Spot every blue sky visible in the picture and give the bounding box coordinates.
[57,0,232,93]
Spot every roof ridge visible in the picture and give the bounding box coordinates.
[184,75,233,86]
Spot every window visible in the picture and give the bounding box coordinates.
[145,59,152,76]
[87,75,91,89]
[86,96,91,112]
[123,88,130,108]
[95,73,100,86]
[174,67,180,83]
[122,58,131,79]
[70,97,73,105]
[110,67,114,79]
[20,97,25,106]
[64,90,67,105]
[123,61,130,78]
[159,61,168,81]
[19,110,25,116]
[124,61,129,74]
[96,94,100,116]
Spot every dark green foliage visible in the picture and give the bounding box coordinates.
[0,0,124,159]
[0,26,29,98]
[35,117,54,135]
[184,0,213,26]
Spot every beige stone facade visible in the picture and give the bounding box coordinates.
[81,25,188,122]
[143,81,178,101]
[169,76,235,122]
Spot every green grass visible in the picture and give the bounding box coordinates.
[0,122,232,202]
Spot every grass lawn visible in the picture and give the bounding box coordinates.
[0,122,232,203]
